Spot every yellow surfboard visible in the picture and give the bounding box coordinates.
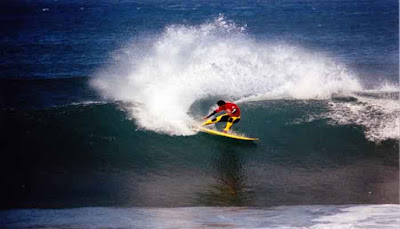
[198,126,259,141]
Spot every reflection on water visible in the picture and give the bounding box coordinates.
[197,145,253,206]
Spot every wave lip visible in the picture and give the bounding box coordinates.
[92,16,361,136]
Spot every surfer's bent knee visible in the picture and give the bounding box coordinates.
[228,117,240,123]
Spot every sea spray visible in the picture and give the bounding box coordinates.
[326,89,399,142]
[91,16,361,136]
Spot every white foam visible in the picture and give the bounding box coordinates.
[3,205,399,229]
[92,16,361,136]
[326,88,399,142]
[311,205,400,229]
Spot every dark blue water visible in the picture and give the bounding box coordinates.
[2,0,398,81]
[1,0,398,218]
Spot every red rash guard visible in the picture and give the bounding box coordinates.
[215,102,241,117]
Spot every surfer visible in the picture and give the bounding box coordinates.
[202,100,241,133]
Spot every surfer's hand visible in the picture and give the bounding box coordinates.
[203,116,208,120]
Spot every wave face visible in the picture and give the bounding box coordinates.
[91,17,361,136]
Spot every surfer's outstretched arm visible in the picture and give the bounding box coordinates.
[204,110,217,119]
[202,109,218,125]
[202,110,217,126]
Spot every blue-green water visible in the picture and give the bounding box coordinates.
[2,99,398,208]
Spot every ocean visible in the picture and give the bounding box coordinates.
[1,0,399,228]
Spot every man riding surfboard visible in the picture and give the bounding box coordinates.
[202,100,241,133]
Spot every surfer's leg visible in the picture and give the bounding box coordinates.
[223,117,240,132]
[202,114,228,126]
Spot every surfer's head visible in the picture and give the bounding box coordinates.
[217,100,226,106]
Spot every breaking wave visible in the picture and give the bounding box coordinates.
[91,16,364,136]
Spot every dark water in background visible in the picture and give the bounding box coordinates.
[1,0,399,211]
[2,0,398,81]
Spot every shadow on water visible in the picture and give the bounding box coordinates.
[195,144,254,206]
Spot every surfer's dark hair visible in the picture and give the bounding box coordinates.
[217,100,226,106]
